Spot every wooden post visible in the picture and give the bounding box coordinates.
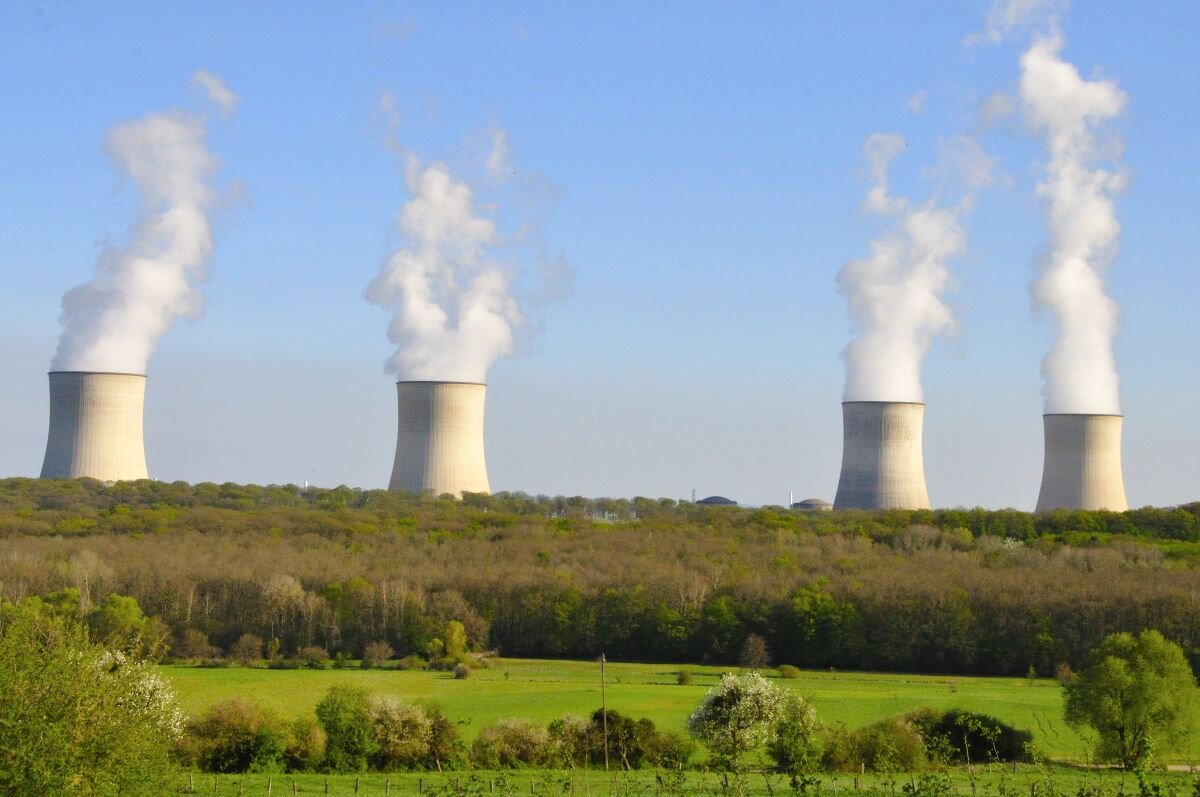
[419,778,424,794]
[292,777,298,796]
[386,778,391,796]
[324,777,329,795]
[600,653,609,772]
[354,776,360,794]
[267,775,273,797]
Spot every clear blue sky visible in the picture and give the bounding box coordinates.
[1,1,1197,508]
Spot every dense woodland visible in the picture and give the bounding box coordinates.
[2,477,1200,677]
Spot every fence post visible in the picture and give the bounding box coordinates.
[267,775,273,796]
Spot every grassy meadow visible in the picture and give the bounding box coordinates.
[178,767,1200,797]
[165,658,1104,761]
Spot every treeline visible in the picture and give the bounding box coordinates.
[2,478,1200,677]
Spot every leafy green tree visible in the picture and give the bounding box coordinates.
[767,692,823,775]
[315,685,378,772]
[688,671,785,772]
[0,605,183,795]
[87,592,148,647]
[1064,630,1198,768]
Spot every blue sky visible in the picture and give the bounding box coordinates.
[1,1,1197,508]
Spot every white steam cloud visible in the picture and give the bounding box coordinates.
[1021,33,1126,414]
[366,144,525,383]
[839,133,991,402]
[52,73,233,374]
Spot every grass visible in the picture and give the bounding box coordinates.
[176,766,1200,796]
[165,659,1101,760]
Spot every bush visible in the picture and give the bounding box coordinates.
[332,651,354,669]
[298,646,331,669]
[396,654,428,671]
[471,718,550,768]
[768,692,823,774]
[175,627,218,661]
[283,716,326,772]
[641,729,696,768]
[778,664,802,679]
[231,633,264,667]
[267,658,301,670]
[906,708,1033,765]
[362,641,394,669]
[315,685,378,772]
[688,671,785,772]
[548,714,591,767]
[676,669,693,685]
[0,607,184,795]
[453,662,471,679]
[822,717,927,773]
[182,698,286,773]
[369,697,432,771]
[422,703,465,769]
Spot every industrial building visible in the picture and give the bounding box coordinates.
[1035,414,1129,512]
[388,381,491,497]
[833,401,931,510]
[40,371,149,482]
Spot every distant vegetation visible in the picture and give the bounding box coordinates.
[2,478,1200,677]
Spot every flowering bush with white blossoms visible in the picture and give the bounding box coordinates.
[688,671,787,770]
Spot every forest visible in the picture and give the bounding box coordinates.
[2,477,1199,677]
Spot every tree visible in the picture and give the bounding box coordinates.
[1064,630,1198,768]
[739,633,771,669]
[0,605,184,795]
[767,692,823,775]
[688,671,785,772]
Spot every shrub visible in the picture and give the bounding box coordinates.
[906,708,1032,765]
[471,718,550,768]
[822,717,927,773]
[0,608,183,795]
[369,697,432,771]
[676,669,693,685]
[548,714,591,767]
[283,716,326,772]
[422,703,465,769]
[231,633,264,667]
[396,654,428,671]
[175,627,218,661]
[299,645,331,669]
[688,671,785,772]
[182,698,286,773]
[641,729,696,768]
[267,658,301,670]
[768,692,823,774]
[332,651,354,669]
[778,664,802,679]
[315,685,378,772]
[362,641,395,669]
[453,662,472,679]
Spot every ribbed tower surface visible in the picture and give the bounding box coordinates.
[1035,414,1128,512]
[388,381,491,497]
[833,401,931,510]
[40,371,149,482]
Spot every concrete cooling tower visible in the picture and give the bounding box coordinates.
[40,371,149,482]
[833,401,931,510]
[1035,414,1128,512]
[388,381,491,497]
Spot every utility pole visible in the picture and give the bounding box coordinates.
[600,652,609,771]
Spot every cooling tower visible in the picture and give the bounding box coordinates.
[40,371,149,481]
[1035,414,1128,512]
[388,381,491,497]
[833,401,931,510]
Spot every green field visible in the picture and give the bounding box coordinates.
[177,767,1200,797]
[165,659,1102,761]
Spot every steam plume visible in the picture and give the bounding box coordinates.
[838,134,989,402]
[366,135,527,383]
[1021,34,1126,414]
[52,73,233,374]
